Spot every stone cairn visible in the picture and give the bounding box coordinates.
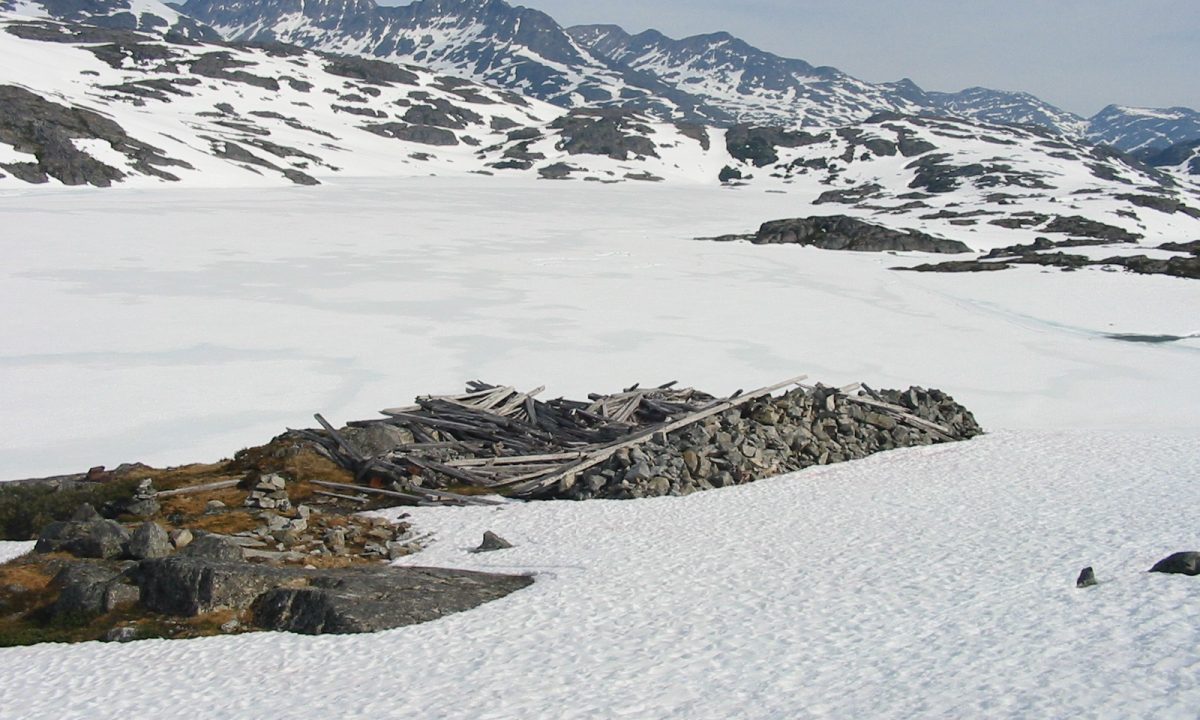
[244,473,292,512]
[292,375,984,506]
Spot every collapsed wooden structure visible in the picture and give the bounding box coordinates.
[295,374,966,507]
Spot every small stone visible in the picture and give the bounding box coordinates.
[297,505,312,520]
[473,531,513,553]
[1076,566,1097,588]
[104,626,140,643]
[205,500,227,514]
[260,474,287,491]
[169,528,194,549]
[220,619,240,633]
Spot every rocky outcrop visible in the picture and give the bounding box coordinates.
[0,84,189,186]
[34,516,131,559]
[251,566,532,634]
[750,215,970,253]
[547,109,658,161]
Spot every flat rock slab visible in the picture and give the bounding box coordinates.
[252,566,533,634]
[135,555,532,634]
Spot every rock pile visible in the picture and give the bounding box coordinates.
[301,379,983,504]
[558,385,980,500]
[244,473,292,511]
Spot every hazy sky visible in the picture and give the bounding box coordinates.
[501,0,1198,117]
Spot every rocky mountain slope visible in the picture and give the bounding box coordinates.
[2,10,1198,256]
[1139,138,1200,177]
[174,0,726,123]
[1088,105,1200,154]
[0,0,216,38]
[150,0,1200,152]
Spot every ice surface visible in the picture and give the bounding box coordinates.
[1,177,1197,480]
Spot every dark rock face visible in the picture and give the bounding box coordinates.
[50,562,140,619]
[0,84,189,186]
[322,55,419,86]
[1076,566,1097,588]
[180,534,246,562]
[547,109,658,160]
[725,125,828,167]
[136,556,291,615]
[362,122,458,146]
[34,519,131,559]
[906,153,1052,194]
[251,566,532,634]
[1149,552,1200,576]
[753,215,970,254]
[189,52,279,90]
[1041,215,1142,242]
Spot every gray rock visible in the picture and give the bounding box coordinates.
[35,519,131,559]
[127,521,172,560]
[205,500,227,513]
[180,534,246,562]
[1076,566,1097,588]
[104,626,140,643]
[753,215,970,254]
[473,531,514,553]
[51,563,140,619]
[169,528,194,549]
[136,556,290,615]
[1149,551,1200,576]
[250,566,532,634]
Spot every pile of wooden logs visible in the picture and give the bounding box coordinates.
[295,374,980,507]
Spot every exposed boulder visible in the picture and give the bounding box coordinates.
[1149,552,1200,576]
[1041,215,1142,242]
[50,562,140,620]
[127,521,172,560]
[34,518,130,559]
[753,215,970,253]
[136,556,290,615]
[1076,566,1097,588]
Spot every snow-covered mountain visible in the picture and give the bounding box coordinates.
[4,11,1199,255]
[570,25,1092,139]
[1087,105,1200,154]
[174,0,727,123]
[0,0,216,37]
[567,25,924,130]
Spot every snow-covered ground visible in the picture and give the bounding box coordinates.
[1,177,1198,718]
[1,430,1198,718]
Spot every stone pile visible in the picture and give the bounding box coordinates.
[559,385,981,500]
[305,379,982,504]
[228,508,418,561]
[244,473,292,511]
[125,478,160,517]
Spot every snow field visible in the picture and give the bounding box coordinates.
[1,176,1198,479]
[0,430,1197,718]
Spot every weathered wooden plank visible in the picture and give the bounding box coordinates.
[842,394,954,438]
[444,451,584,467]
[311,489,370,504]
[156,478,242,497]
[314,413,365,464]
